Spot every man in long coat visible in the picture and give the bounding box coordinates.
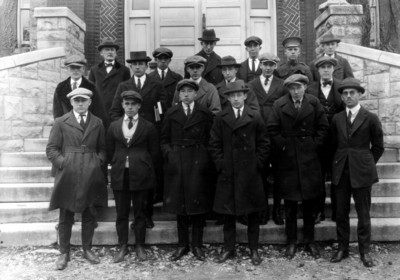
[237,36,263,83]
[209,81,270,266]
[46,88,108,270]
[267,74,329,260]
[161,80,214,262]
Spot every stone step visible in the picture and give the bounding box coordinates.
[24,138,48,152]
[42,126,52,138]
[1,218,399,246]
[325,179,400,197]
[0,167,53,183]
[379,148,399,163]
[376,162,400,179]
[0,152,50,167]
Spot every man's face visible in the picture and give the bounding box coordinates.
[245,42,261,59]
[287,83,306,101]
[70,97,91,114]
[318,63,334,81]
[260,61,277,77]
[186,65,204,80]
[130,61,147,77]
[100,47,117,62]
[201,41,216,55]
[67,65,85,81]
[321,42,338,56]
[179,85,197,105]
[341,88,362,109]
[285,46,301,61]
[155,55,171,71]
[221,66,238,82]
[122,99,141,117]
[228,92,247,109]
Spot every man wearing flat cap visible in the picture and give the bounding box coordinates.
[330,78,383,268]
[237,36,263,83]
[148,47,183,109]
[161,79,214,262]
[267,74,329,260]
[309,34,354,81]
[173,55,221,117]
[107,91,159,263]
[209,81,270,266]
[46,88,108,270]
[148,61,158,73]
[248,52,290,226]
[306,56,346,224]
[276,37,313,84]
[89,37,131,117]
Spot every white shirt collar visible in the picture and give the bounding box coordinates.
[71,77,82,87]
[324,53,336,58]
[260,74,273,83]
[135,74,146,84]
[191,77,202,84]
[232,106,244,115]
[346,104,361,115]
[73,110,87,120]
[157,68,168,77]
[124,114,139,121]
[225,77,236,84]
[183,102,195,110]
[105,60,115,65]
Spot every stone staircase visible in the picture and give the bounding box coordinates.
[0,130,399,246]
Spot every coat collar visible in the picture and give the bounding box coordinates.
[95,60,123,84]
[339,106,367,139]
[63,111,101,142]
[279,94,314,124]
[221,104,254,131]
[251,76,279,105]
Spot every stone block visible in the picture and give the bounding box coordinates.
[38,59,57,72]
[397,123,400,135]
[37,17,68,31]
[3,96,22,120]
[345,25,362,36]
[0,95,3,117]
[346,56,363,72]
[0,83,9,96]
[353,70,364,82]
[0,69,9,83]
[327,15,347,25]
[37,40,67,51]
[360,100,378,110]
[37,30,67,42]
[0,139,24,152]
[0,121,12,140]
[38,70,61,83]
[22,97,46,114]
[368,73,390,99]
[8,67,21,78]
[384,136,400,149]
[379,98,400,122]
[22,114,54,126]
[390,67,400,82]
[47,103,53,115]
[8,78,46,98]
[391,82,400,97]
[365,60,390,76]
[12,126,43,138]
[382,123,396,135]
[46,82,58,98]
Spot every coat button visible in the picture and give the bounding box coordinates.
[243,134,246,137]
[244,147,247,150]
[182,146,185,148]
[303,122,306,125]
[302,137,305,140]
[195,161,198,164]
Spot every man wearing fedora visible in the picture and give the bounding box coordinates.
[330,78,383,267]
[309,34,354,81]
[209,81,270,266]
[89,37,131,117]
[237,36,263,83]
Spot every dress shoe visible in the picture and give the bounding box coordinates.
[215,250,235,263]
[237,215,248,226]
[193,247,206,261]
[170,246,190,261]
[215,216,226,226]
[113,244,129,263]
[314,212,325,225]
[330,250,349,263]
[305,243,321,259]
[55,253,70,270]
[260,210,269,225]
[360,253,374,267]
[272,207,284,225]
[83,249,100,264]
[135,245,147,261]
[285,243,297,260]
[146,217,154,229]
[250,250,262,266]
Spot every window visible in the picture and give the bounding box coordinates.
[132,0,149,10]
[251,0,268,9]
[18,0,31,45]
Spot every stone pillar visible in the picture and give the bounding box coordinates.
[33,7,86,57]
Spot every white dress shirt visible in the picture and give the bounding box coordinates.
[248,58,260,72]
[73,110,87,123]
[225,77,236,84]
[232,106,243,119]
[320,79,333,99]
[105,60,115,73]
[122,114,139,168]
[346,104,361,124]
[135,75,146,87]
[260,75,273,94]
[157,68,168,78]
[71,78,82,89]
[183,102,194,116]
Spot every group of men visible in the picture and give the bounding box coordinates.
[46,28,384,270]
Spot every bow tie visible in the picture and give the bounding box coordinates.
[105,62,113,67]
[322,81,333,87]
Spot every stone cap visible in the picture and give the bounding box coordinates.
[34,7,86,31]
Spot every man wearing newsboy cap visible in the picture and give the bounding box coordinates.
[237,36,263,83]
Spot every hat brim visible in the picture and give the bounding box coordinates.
[122,96,142,103]
[126,57,152,63]
[316,61,337,68]
[65,63,86,67]
[338,85,365,94]
[185,62,205,67]
[285,81,306,87]
[260,60,278,64]
[224,88,250,95]
[198,37,220,42]
[217,63,241,69]
[97,44,120,51]
[154,52,173,58]
[177,83,199,92]
[70,94,91,100]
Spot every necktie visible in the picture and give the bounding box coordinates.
[264,76,269,86]
[105,62,113,68]
[295,101,301,111]
[252,59,256,72]
[322,81,333,87]
[161,70,165,80]
[128,116,133,129]
[236,109,241,121]
[186,105,191,117]
[347,110,353,126]
[79,114,86,129]
[137,78,142,90]
[72,82,77,90]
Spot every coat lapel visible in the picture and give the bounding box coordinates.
[64,111,84,132]
[350,107,367,137]
[221,107,236,131]
[281,95,298,120]
[195,79,206,101]
[128,117,145,146]
[115,117,128,144]
[203,51,218,77]
[163,69,175,87]
[183,103,204,129]
[252,78,268,105]
[234,106,252,131]
[82,112,100,142]
[338,110,348,140]
[266,77,279,102]
[171,103,188,126]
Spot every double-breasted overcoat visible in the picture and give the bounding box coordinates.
[148,68,183,108]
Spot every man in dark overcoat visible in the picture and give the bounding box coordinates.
[161,80,214,262]
[237,36,263,83]
[107,91,159,263]
[46,88,108,270]
[88,37,131,116]
[306,56,346,224]
[330,78,384,267]
[267,74,329,260]
[209,81,270,266]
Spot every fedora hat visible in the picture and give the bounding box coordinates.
[126,51,152,63]
[338,78,365,94]
[223,80,250,95]
[97,37,120,51]
[198,29,220,42]
[217,56,241,68]
[319,34,341,45]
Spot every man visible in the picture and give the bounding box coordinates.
[267,74,329,260]
[309,34,354,81]
[148,47,183,108]
[209,81,270,266]
[306,56,346,224]
[148,61,158,73]
[185,29,223,85]
[53,55,108,126]
[88,37,131,116]
[248,52,290,226]
[46,88,108,270]
[330,78,384,267]
[173,55,221,117]
[161,79,214,262]
[275,37,313,84]
[237,36,263,83]
[107,91,159,263]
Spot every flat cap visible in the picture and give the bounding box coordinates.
[64,55,87,67]
[152,47,173,58]
[121,91,142,103]
[338,78,365,94]
[320,34,341,45]
[184,55,207,67]
[67,88,92,99]
[224,80,250,95]
[314,56,337,68]
[244,36,262,46]
[282,36,303,47]
[283,74,309,87]
[176,79,199,92]
[259,53,280,63]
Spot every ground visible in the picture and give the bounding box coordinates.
[1,242,399,280]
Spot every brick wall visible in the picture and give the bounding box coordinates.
[47,0,84,20]
[84,0,101,71]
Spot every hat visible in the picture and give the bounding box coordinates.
[97,37,120,51]
[217,56,241,68]
[319,34,341,45]
[64,55,87,67]
[198,29,220,42]
[176,79,199,92]
[314,56,338,68]
[152,47,173,58]
[259,53,280,64]
[338,78,365,94]
[283,74,309,87]
[282,36,303,47]
[244,36,262,46]
[126,51,152,63]
[121,90,143,103]
[184,55,207,67]
[223,80,250,95]
[148,61,158,69]
[67,88,92,99]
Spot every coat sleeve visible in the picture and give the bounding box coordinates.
[106,123,116,163]
[90,87,109,128]
[109,83,124,121]
[266,103,286,150]
[88,67,96,83]
[343,58,354,79]
[207,84,222,117]
[208,115,224,172]
[369,114,384,163]
[97,122,107,164]
[123,67,131,82]
[52,86,64,120]
[46,119,65,169]
[330,115,339,154]
[147,123,160,164]
[255,113,270,170]
[159,111,172,158]
[245,89,260,112]
[313,99,329,149]
[305,67,314,85]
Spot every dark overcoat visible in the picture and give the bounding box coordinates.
[331,106,384,189]
[237,59,262,83]
[160,103,215,215]
[209,105,270,216]
[107,116,159,191]
[88,60,131,115]
[184,50,224,85]
[266,94,329,201]
[275,61,314,84]
[46,111,108,213]
[215,79,260,111]
[148,68,183,108]
[309,53,354,81]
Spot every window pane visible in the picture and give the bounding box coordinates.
[21,10,30,41]
[21,0,30,8]
[251,0,268,9]
[132,0,149,10]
